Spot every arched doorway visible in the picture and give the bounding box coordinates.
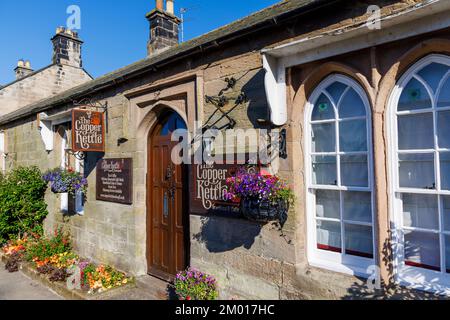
[147,110,189,280]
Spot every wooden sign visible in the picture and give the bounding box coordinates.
[96,158,133,205]
[72,109,105,152]
[190,160,259,215]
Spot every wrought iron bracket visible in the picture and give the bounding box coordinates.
[65,150,86,161]
[204,77,248,131]
[72,98,109,133]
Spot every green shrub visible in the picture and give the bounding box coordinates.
[0,166,48,244]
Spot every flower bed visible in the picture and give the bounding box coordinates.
[1,230,133,296]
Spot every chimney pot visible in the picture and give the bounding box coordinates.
[156,0,164,11]
[167,0,174,14]
[14,59,33,80]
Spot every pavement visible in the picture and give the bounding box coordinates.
[0,259,170,300]
[0,262,62,300]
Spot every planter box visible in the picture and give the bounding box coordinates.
[0,253,136,300]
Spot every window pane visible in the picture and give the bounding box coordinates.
[437,111,450,149]
[441,152,450,191]
[438,77,450,108]
[316,190,340,219]
[399,153,435,189]
[445,235,450,274]
[339,88,366,118]
[417,63,449,94]
[339,120,367,152]
[326,82,347,106]
[345,224,373,258]
[343,192,372,223]
[312,94,335,121]
[398,78,432,111]
[341,155,368,187]
[402,194,439,230]
[443,196,450,231]
[404,230,440,272]
[317,220,341,253]
[398,113,434,150]
[311,123,335,153]
[312,156,337,186]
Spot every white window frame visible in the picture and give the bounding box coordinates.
[305,74,376,277]
[59,127,84,216]
[387,54,450,294]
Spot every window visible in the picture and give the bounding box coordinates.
[389,54,450,293]
[57,125,84,215]
[305,74,375,276]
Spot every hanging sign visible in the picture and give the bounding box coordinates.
[72,109,105,152]
[96,158,133,205]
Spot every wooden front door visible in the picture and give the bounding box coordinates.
[147,112,188,280]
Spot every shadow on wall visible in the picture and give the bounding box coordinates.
[193,216,262,253]
[342,229,448,300]
[243,69,270,129]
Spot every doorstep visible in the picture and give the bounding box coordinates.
[0,253,170,300]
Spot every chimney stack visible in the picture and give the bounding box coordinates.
[14,59,34,79]
[51,27,83,68]
[146,0,181,56]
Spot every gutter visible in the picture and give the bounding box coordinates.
[262,0,450,126]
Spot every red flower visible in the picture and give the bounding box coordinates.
[186,296,191,300]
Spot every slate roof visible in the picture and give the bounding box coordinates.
[0,0,331,125]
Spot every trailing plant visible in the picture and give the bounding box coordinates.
[224,168,295,204]
[42,167,88,196]
[0,166,48,244]
[174,268,218,300]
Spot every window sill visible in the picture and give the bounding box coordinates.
[308,253,374,278]
[397,265,450,296]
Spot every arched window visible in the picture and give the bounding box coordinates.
[389,54,450,293]
[305,74,375,276]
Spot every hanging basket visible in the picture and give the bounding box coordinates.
[240,198,289,225]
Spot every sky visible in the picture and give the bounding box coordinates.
[0,0,279,85]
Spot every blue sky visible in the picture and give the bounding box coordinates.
[0,0,279,85]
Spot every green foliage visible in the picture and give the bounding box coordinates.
[0,167,48,244]
[25,228,72,263]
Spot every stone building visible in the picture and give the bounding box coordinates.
[0,28,92,117]
[0,27,92,172]
[0,0,450,299]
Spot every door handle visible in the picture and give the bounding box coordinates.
[163,192,169,219]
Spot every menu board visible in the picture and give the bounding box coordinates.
[96,158,133,205]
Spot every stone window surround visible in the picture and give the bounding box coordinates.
[0,130,5,174]
[387,54,450,295]
[304,74,375,278]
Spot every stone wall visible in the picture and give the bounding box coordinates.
[1,0,448,300]
[0,64,91,116]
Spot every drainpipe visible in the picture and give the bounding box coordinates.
[262,53,287,126]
